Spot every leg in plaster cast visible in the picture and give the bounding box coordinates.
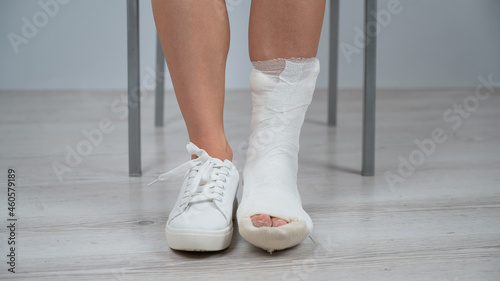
[237,58,321,253]
[247,0,326,231]
[236,0,326,252]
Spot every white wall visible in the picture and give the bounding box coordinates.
[1,0,499,91]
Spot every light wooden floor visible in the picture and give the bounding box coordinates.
[0,88,499,281]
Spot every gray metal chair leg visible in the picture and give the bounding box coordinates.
[127,0,141,177]
[155,33,165,127]
[328,0,340,127]
[362,0,377,176]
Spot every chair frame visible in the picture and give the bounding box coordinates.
[126,0,377,177]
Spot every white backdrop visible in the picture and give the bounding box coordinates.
[1,0,499,91]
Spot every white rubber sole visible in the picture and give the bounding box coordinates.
[165,222,234,252]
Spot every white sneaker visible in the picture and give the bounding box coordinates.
[149,142,239,251]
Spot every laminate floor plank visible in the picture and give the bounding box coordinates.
[0,89,499,280]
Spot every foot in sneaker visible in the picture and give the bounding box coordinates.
[149,142,239,251]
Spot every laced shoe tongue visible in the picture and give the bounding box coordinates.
[199,157,224,185]
[147,142,227,204]
[189,160,212,193]
[190,185,214,203]
[199,164,212,185]
[187,158,226,204]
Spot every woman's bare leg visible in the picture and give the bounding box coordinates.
[249,0,325,62]
[152,0,232,161]
[247,0,326,228]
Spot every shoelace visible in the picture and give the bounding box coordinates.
[148,143,231,209]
